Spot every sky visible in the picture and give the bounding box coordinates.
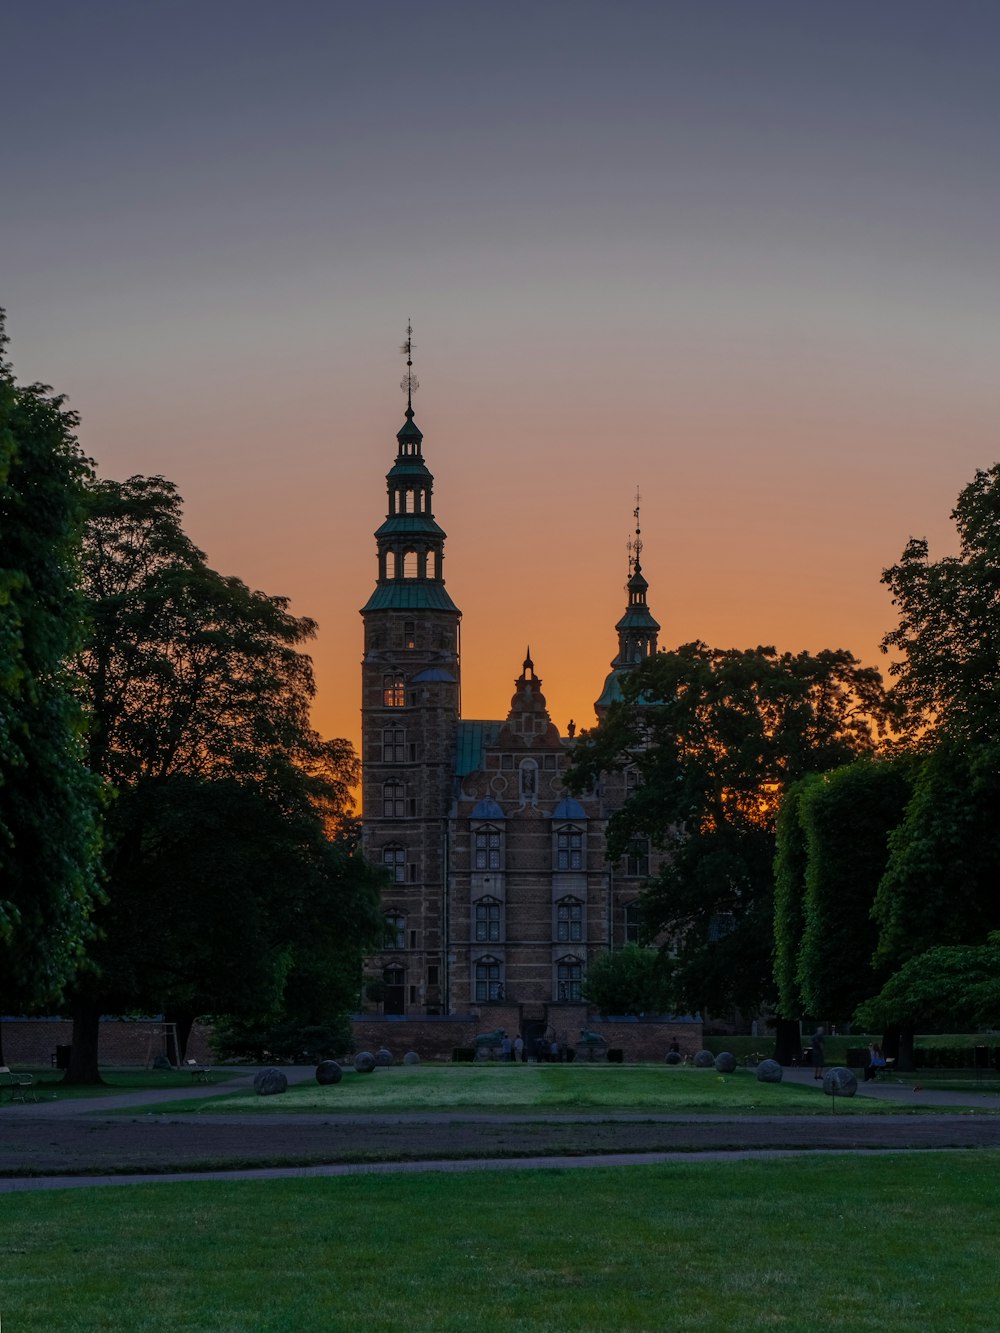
[4,1,999,752]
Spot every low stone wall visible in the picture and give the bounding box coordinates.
[351,1012,702,1063]
[1,1018,213,1068]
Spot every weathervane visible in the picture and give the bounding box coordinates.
[400,320,419,411]
[627,486,642,579]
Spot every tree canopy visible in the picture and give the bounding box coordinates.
[64,474,383,1080]
[856,934,1000,1032]
[881,463,1000,740]
[570,642,892,1015]
[581,944,673,1018]
[0,313,103,1011]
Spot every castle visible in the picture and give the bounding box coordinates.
[358,343,688,1056]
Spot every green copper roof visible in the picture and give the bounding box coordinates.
[374,514,446,538]
[455,720,502,776]
[615,607,661,632]
[387,458,432,479]
[360,583,460,613]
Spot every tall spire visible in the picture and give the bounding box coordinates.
[594,490,661,718]
[400,319,419,418]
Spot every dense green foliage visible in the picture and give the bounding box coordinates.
[64,475,383,1080]
[857,934,1000,1032]
[0,315,103,1009]
[570,642,891,1015]
[581,944,673,1017]
[772,782,810,1017]
[882,463,1000,740]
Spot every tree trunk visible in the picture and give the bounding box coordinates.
[773,1018,801,1066]
[165,1010,196,1064]
[62,997,106,1085]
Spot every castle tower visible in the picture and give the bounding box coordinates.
[595,497,660,719]
[360,327,461,1015]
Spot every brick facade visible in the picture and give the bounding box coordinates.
[1,1018,214,1068]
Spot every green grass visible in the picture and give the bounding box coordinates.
[2,1153,998,1330]
[132,1063,945,1117]
[14,1068,225,1101]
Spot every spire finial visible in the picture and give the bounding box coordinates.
[633,485,643,572]
[400,319,419,417]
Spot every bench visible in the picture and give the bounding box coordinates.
[0,1066,38,1104]
[185,1059,211,1083]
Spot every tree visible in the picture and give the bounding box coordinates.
[582,945,673,1018]
[0,313,103,1035]
[872,739,1000,972]
[64,475,382,1082]
[778,759,913,1023]
[856,935,1000,1033]
[881,463,1000,741]
[570,642,892,1016]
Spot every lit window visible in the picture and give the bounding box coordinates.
[383,781,405,818]
[404,621,415,649]
[475,897,502,943]
[556,897,583,943]
[556,826,584,871]
[382,845,405,883]
[474,826,503,870]
[557,956,583,1001]
[383,675,405,708]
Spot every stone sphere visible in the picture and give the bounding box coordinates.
[693,1049,715,1069]
[714,1052,737,1074]
[403,1051,420,1066]
[374,1047,394,1067]
[756,1058,783,1084]
[823,1067,858,1097]
[353,1050,376,1074]
[253,1067,288,1096]
[665,1051,682,1065]
[315,1060,342,1086]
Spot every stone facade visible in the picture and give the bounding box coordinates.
[358,390,700,1059]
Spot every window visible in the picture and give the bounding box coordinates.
[501,754,513,770]
[383,781,405,818]
[625,838,649,878]
[625,766,640,791]
[427,965,439,986]
[557,956,583,1001]
[383,965,405,1015]
[474,826,503,870]
[556,897,583,943]
[556,826,584,871]
[404,621,415,649]
[382,845,406,882]
[475,896,502,943]
[623,900,642,945]
[383,727,405,762]
[384,911,405,948]
[403,550,419,579]
[383,674,405,708]
[475,956,504,1002]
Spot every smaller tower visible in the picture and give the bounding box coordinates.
[595,492,661,718]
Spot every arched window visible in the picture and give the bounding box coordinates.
[474,825,503,871]
[383,674,405,708]
[555,825,584,871]
[383,781,405,818]
[384,910,405,948]
[556,956,584,1002]
[382,845,406,883]
[403,550,419,579]
[475,955,504,1002]
[556,896,583,944]
[474,896,502,943]
[383,727,405,762]
[403,488,416,514]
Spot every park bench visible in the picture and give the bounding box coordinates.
[0,1066,38,1103]
[185,1059,211,1083]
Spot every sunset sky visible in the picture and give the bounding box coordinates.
[5,2,999,757]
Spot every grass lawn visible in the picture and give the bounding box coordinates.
[2,1152,998,1330]
[16,1069,226,1102]
[132,1064,953,1117]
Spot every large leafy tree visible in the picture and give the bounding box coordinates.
[65,475,382,1082]
[857,934,1000,1033]
[881,463,1000,740]
[570,643,892,1016]
[581,944,673,1018]
[0,314,103,1032]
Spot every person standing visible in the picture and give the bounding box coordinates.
[811,1027,826,1081]
[514,1033,525,1063]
